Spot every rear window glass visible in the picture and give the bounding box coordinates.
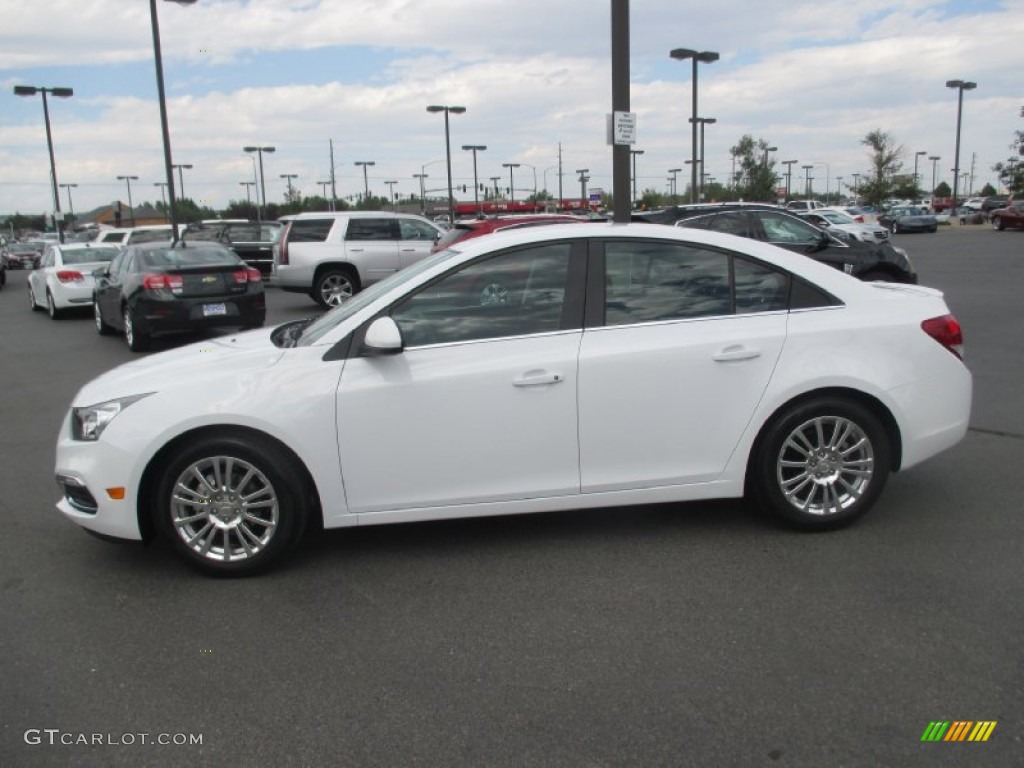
[127,229,173,244]
[141,246,241,268]
[288,219,333,243]
[62,247,118,265]
[346,218,395,241]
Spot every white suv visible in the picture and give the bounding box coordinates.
[274,211,444,307]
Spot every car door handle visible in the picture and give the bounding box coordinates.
[712,345,761,362]
[513,370,564,387]
[400,248,417,252]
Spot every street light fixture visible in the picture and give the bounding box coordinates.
[802,164,814,198]
[384,180,398,211]
[689,117,717,200]
[852,173,861,198]
[150,0,198,242]
[239,181,255,213]
[171,163,193,200]
[576,168,590,206]
[13,84,73,242]
[58,183,78,220]
[412,173,429,214]
[489,176,502,200]
[670,48,720,203]
[243,146,276,221]
[913,150,928,193]
[280,173,298,203]
[946,79,977,211]
[462,145,487,216]
[630,149,644,206]
[668,167,682,201]
[354,160,375,203]
[117,175,139,226]
[782,160,798,200]
[927,156,941,196]
[153,182,168,218]
[426,105,466,223]
[503,162,521,205]
[762,145,777,167]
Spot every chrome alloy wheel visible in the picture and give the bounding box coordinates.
[170,456,279,563]
[318,274,354,307]
[775,415,874,517]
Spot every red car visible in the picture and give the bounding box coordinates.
[431,214,591,253]
[991,202,1024,230]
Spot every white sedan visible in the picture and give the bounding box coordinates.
[29,242,120,319]
[54,223,972,575]
[802,208,890,243]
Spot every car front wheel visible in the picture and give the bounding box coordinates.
[994,217,1005,231]
[94,301,114,335]
[123,305,149,352]
[314,268,358,308]
[890,222,899,234]
[46,291,63,320]
[28,283,41,311]
[154,436,309,575]
[752,397,891,530]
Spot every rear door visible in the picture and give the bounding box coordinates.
[397,217,441,270]
[343,217,400,284]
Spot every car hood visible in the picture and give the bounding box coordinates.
[72,329,285,406]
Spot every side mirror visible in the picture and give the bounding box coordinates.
[362,316,403,356]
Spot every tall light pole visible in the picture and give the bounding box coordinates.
[670,48,719,203]
[117,175,139,226]
[384,180,398,211]
[946,79,977,212]
[928,156,941,196]
[835,176,844,204]
[426,104,466,223]
[413,173,428,214]
[171,163,192,200]
[690,117,717,200]
[279,173,298,203]
[239,181,255,214]
[317,180,331,202]
[630,149,644,206]
[150,0,197,242]
[354,160,374,204]
[58,182,78,221]
[154,182,168,220]
[462,145,487,216]
[13,84,73,242]
[576,168,590,206]
[668,167,682,201]
[913,150,927,193]
[802,164,814,198]
[503,162,521,205]
[244,145,276,220]
[852,172,861,199]
[489,176,501,200]
[782,159,798,200]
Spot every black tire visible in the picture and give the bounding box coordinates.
[890,221,900,234]
[123,305,149,352]
[859,271,895,283]
[94,300,115,335]
[994,217,1005,231]
[28,283,42,311]
[313,267,358,308]
[153,435,309,576]
[46,291,63,320]
[751,397,891,530]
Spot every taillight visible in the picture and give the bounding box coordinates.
[921,314,963,359]
[278,223,291,265]
[142,273,184,293]
[231,267,263,284]
[55,269,84,283]
[853,215,864,223]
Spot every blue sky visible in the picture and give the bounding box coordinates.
[1,0,1020,216]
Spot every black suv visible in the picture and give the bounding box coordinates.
[635,203,917,283]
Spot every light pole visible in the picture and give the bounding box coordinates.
[489,176,502,200]
[244,145,276,220]
[835,176,844,204]
[782,160,797,200]
[503,163,521,205]
[462,145,487,216]
[279,173,297,204]
[239,181,255,214]
[384,180,398,211]
[802,164,814,198]
[576,169,590,207]
[670,48,719,203]
[928,156,941,196]
[762,145,778,167]
[154,182,168,220]
[946,79,977,212]
[354,160,374,204]
[426,105,466,223]
[317,180,331,203]
[692,117,717,200]
[117,175,139,226]
[630,149,645,206]
[413,173,428,214]
[852,173,861,199]
[668,167,682,201]
[58,182,78,221]
[171,163,192,200]
[913,150,927,194]
[13,84,73,241]
[150,0,197,242]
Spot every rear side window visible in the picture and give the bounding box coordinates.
[346,218,396,241]
[288,219,333,243]
[398,219,439,241]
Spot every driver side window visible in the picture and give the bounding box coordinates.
[760,212,821,245]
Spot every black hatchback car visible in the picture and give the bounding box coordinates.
[93,241,266,351]
[636,203,917,283]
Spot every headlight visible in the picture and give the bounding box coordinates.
[71,394,152,441]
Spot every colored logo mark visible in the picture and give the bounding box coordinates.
[921,721,997,742]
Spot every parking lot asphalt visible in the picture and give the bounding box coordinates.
[0,226,1021,767]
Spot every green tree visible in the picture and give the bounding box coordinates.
[992,128,1024,193]
[934,181,952,198]
[729,135,779,201]
[858,130,905,207]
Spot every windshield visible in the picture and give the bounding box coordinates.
[821,211,854,224]
[296,248,462,346]
[62,247,118,265]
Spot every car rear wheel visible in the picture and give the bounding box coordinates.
[751,397,891,530]
[890,222,900,234]
[123,305,149,352]
[28,283,41,311]
[994,217,1005,231]
[94,300,114,335]
[314,268,358,308]
[154,436,309,575]
[46,290,63,320]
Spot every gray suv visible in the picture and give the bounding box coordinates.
[274,212,444,307]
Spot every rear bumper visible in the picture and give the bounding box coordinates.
[131,292,265,335]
